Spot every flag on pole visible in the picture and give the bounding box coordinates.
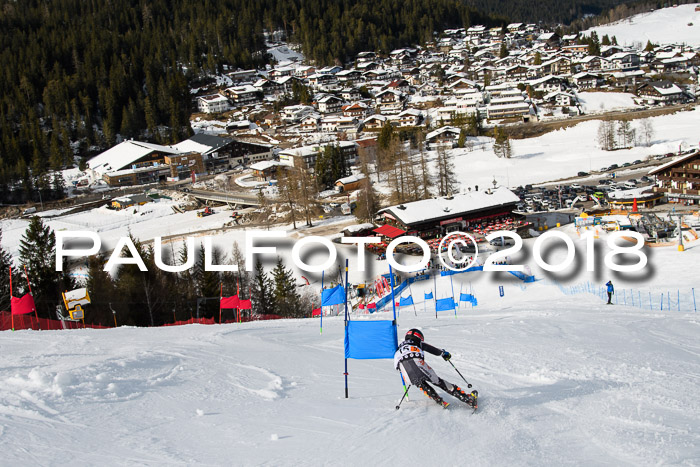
[424,291,434,300]
[220,295,240,309]
[11,294,36,315]
[322,285,345,306]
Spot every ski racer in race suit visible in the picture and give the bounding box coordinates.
[394,328,477,408]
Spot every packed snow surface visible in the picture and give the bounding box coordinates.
[2,226,700,464]
[1,286,699,465]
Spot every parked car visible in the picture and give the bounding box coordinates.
[570,183,582,190]
[577,171,589,177]
[633,160,643,165]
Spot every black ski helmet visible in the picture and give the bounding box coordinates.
[405,328,424,344]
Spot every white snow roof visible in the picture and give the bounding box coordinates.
[379,186,520,226]
[649,151,699,175]
[88,140,182,175]
[250,161,281,171]
[425,126,461,140]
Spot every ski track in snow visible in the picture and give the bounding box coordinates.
[1,291,699,465]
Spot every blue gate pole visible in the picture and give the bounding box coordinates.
[667,291,671,311]
[343,261,349,398]
[449,274,456,318]
[661,293,664,311]
[623,289,626,305]
[693,288,697,312]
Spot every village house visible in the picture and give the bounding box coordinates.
[335,173,366,192]
[278,141,358,171]
[649,151,700,204]
[197,94,231,114]
[223,85,261,107]
[342,102,371,119]
[636,81,689,105]
[375,89,405,114]
[425,126,462,149]
[316,95,344,114]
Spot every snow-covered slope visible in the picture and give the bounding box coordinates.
[1,284,699,465]
[585,4,700,47]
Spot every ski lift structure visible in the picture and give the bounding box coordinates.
[62,288,91,322]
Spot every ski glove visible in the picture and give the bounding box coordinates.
[441,350,451,361]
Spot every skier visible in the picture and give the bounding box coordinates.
[394,328,477,409]
[606,280,614,304]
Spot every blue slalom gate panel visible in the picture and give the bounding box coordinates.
[399,295,414,306]
[435,297,456,311]
[322,285,346,306]
[424,291,433,300]
[344,320,397,359]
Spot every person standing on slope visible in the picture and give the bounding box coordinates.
[606,280,614,305]
[394,328,477,409]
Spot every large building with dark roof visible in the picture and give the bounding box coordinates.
[649,151,700,204]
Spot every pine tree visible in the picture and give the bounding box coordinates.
[18,216,67,317]
[0,227,18,311]
[85,254,117,325]
[271,257,302,318]
[251,260,275,315]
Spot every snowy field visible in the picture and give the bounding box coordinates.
[446,107,700,191]
[3,186,700,465]
[1,265,699,465]
[585,4,700,47]
[576,92,639,113]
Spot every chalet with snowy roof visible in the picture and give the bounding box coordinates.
[335,173,366,192]
[316,95,344,114]
[648,151,700,204]
[577,56,608,72]
[528,75,567,93]
[173,134,273,171]
[608,70,646,89]
[362,114,387,130]
[536,32,560,47]
[342,102,370,119]
[87,140,184,184]
[339,88,362,102]
[320,116,357,134]
[636,81,689,105]
[356,52,377,63]
[376,186,521,237]
[572,72,603,90]
[227,69,258,84]
[308,73,338,89]
[507,23,525,32]
[336,69,362,84]
[223,85,261,107]
[197,94,231,114]
[543,91,577,107]
[250,160,282,181]
[391,109,423,127]
[375,89,404,115]
[486,100,530,122]
[608,52,641,71]
[278,141,357,171]
[600,45,624,57]
[299,114,321,133]
[425,126,461,149]
[253,78,281,96]
[276,76,304,94]
[111,194,152,210]
[281,105,315,123]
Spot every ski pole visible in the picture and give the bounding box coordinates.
[447,360,472,388]
[395,385,411,410]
